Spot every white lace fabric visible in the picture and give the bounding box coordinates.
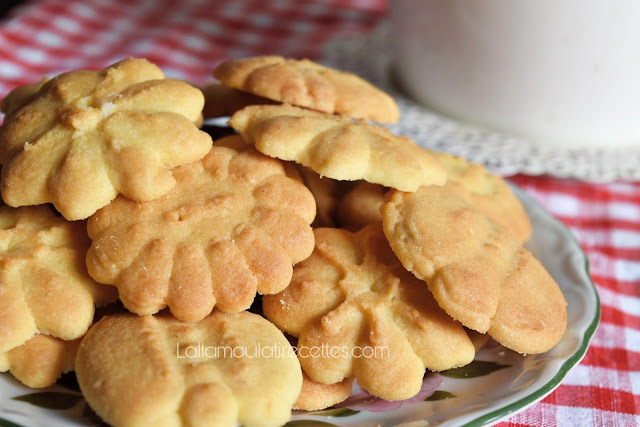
[322,23,640,182]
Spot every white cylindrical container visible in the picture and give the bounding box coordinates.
[391,0,640,147]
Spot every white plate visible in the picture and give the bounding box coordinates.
[0,184,600,427]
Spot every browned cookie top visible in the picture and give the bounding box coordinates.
[382,185,567,354]
[215,55,399,123]
[86,135,316,322]
[264,224,475,401]
[0,58,211,220]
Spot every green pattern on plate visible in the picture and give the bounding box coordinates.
[425,390,457,401]
[0,418,24,427]
[440,360,510,379]
[12,392,82,410]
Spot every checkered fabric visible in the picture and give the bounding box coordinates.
[0,0,385,97]
[0,1,638,425]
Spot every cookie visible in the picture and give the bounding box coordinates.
[382,185,567,354]
[202,83,276,119]
[294,372,354,411]
[0,58,212,220]
[263,224,475,401]
[0,203,116,386]
[337,181,387,229]
[76,311,302,427]
[465,329,491,353]
[229,104,446,191]
[0,78,48,117]
[273,161,339,227]
[0,334,79,388]
[214,55,399,123]
[293,164,339,228]
[86,135,316,322]
[336,152,531,242]
[433,151,532,243]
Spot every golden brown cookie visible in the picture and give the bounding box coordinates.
[337,181,387,229]
[465,329,491,353]
[0,334,79,388]
[0,58,212,220]
[294,164,339,228]
[214,55,399,123]
[263,224,475,401]
[433,151,532,243]
[76,311,302,427]
[229,104,446,192]
[336,151,531,241]
[294,372,354,411]
[0,203,116,386]
[382,185,567,354]
[202,82,276,119]
[86,135,316,322]
[0,78,48,116]
[278,159,342,225]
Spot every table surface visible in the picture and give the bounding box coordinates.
[0,0,638,426]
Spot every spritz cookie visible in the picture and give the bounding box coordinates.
[86,135,315,322]
[214,55,399,123]
[0,58,211,220]
[229,104,446,192]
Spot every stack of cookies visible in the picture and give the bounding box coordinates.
[0,56,567,426]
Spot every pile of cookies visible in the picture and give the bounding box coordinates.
[0,56,567,426]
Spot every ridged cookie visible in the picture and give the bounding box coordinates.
[432,151,532,243]
[214,55,399,123]
[263,224,475,401]
[0,334,79,388]
[336,151,531,242]
[229,104,446,192]
[294,372,354,411]
[86,135,316,322]
[337,181,387,229]
[0,203,116,386]
[0,58,212,220]
[382,185,567,354]
[292,164,340,228]
[0,78,48,117]
[76,311,302,427]
[201,83,275,119]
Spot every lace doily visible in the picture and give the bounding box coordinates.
[322,23,640,182]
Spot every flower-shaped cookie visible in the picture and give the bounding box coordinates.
[432,150,532,243]
[382,185,567,354]
[294,371,355,411]
[337,181,387,229]
[229,104,446,192]
[0,58,212,220]
[336,151,532,241]
[0,203,116,385]
[0,334,79,388]
[0,78,48,116]
[201,83,276,119]
[263,224,475,401]
[76,311,302,427]
[288,163,340,227]
[86,135,316,322]
[214,55,399,123]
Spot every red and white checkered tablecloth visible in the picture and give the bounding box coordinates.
[0,1,638,426]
